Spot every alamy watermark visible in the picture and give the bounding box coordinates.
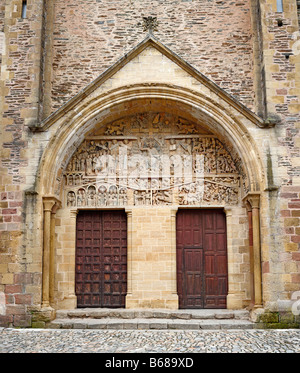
[93,149,205,192]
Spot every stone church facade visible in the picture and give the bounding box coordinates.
[0,0,300,327]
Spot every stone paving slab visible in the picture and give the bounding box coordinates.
[0,328,300,353]
[55,308,250,320]
[49,317,255,330]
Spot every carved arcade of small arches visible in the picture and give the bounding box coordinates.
[62,112,249,209]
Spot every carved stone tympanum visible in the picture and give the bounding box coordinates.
[63,112,246,208]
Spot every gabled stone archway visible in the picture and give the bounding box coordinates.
[31,36,268,312]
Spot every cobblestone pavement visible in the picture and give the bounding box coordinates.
[0,327,300,353]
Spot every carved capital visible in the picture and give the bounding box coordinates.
[243,199,252,212]
[43,196,61,213]
[170,207,178,218]
[125,208,133,217]
[223,207,233,217]
[52,200,62,215]
[243,193,260,210]
[70,209,78,219]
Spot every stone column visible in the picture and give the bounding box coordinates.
[125,208,133,304]
[65,209,78,309]
[245,200,254,306]
[42,197,56,309]
[251,197,262,308]
[244,193,262,308]
[224,208,236,308]
[224,207,244,309]
[49,201,61,307]
[170,208,178,298]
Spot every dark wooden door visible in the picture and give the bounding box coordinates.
[76,210,127,308]
[176,209,228,309]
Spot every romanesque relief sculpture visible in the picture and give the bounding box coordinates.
[63,112,245,208]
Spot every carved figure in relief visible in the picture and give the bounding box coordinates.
[153,190,172,205]
[67,162,73,172]
[107,154,118,177]
[134,190,151,206]
[80,155,86,172]
[77,189,86,207]
[96,191,101,207]
[203,139,216,173]
[162,177,171,190]
[194,155,204,176]
[107,186,118,206]
[105,121,125,136]
[92,156,98,174]
[178,185,197,205]
[178,194,186,205]
[152,113,169,131]
[139,137,161,156]
[186,193,199,205]
[205,153,216,173]
[179,138,192,155]
[108,140,119,157]
[66,174,73,186]
[169,138,177,153]
[97,140,109,152]
[217,153,237,173]
[150,178,160,190]
[87,187,96,206]
[134,190,143,206]
[67,192,76,207]
[63,112,244,208]
[86,156,93,175]
[119,188,127,205]
[193,139,205,154]
[132,114,148,130]
[144,191,152,205]
[176,118,198,134]
[98,185,107,206]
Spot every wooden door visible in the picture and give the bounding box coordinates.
[176,209,228,309]
[75,210,127,308]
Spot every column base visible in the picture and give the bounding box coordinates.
[34,306,56,323]
[226,293,244,310]
[60,295,77,310]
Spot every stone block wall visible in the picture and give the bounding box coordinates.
[50,0,255,113]
[257,0,300,313]
[54,208,77,310]
[226,207,251,308]
[0,1,5,65]
[125,207,178,309]
[0,0,44,327]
